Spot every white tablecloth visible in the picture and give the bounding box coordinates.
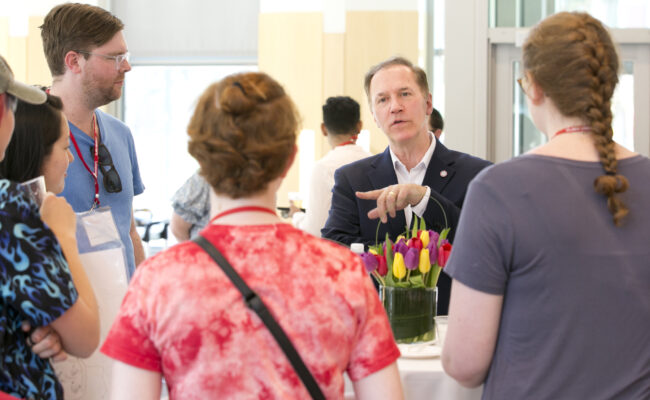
[344,347,483,400]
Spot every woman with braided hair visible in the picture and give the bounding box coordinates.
[101,72,403,399]
[441,12,650,399]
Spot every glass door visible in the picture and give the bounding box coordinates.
[489,37,650,162]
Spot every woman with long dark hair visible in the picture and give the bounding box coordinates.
[0,63,98,400]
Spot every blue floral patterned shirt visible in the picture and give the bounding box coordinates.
[0,179,78,400]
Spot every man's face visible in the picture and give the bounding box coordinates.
[0,94,16,161]
[369,65,432,146]
[79,31,131,109]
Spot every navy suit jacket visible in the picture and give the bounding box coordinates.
[322,139,491,314]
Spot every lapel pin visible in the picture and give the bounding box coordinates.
[440,170,448,178]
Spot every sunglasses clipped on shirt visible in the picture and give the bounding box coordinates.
[90,143,122,193]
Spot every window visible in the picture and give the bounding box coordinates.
[124,64,257,220]
[490,0,650,28]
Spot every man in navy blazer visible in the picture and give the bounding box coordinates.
[322,57,491,315]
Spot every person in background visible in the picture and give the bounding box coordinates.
[0,55,99,400]
[428,107,443,139]
[169,171,210,241]
[290,96,371,237]
[101,72,403,399]
[41,3,145,277]
[442,12,650,399]
[322,56,491,314]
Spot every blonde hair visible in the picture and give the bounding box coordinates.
[187,72,299,199]
[523,12,629,226]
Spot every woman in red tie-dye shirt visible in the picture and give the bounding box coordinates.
[101,72,403,400]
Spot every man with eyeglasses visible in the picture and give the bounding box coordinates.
[41,3,145,278]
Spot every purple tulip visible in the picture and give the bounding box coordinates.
[361,253,378,273]
[394,240,409,255]
[404,248,419,270]
[428,230,440,247]
[428,242,438,264]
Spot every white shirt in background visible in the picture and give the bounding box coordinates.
[293,144,371,236]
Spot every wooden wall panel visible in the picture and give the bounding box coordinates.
[0,18,9,57]
[0,16,51,86]
[27,16,50,86]
[258,12,323,206]
[345,11,419,155]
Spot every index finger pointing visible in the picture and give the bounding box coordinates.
[356,189,385,200]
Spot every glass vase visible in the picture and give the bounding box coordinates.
[380,285,437,344]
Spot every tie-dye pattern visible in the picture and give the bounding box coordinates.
[102,223,399,399]
[0,180,78,399]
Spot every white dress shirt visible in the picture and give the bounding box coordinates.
[293,144,371,236]
[388,131,436,228]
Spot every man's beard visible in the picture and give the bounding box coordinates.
[82,75,123,109]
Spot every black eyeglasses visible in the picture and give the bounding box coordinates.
[5,93,17,113]
[90,143,122,193]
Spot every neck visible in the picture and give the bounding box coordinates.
[210,184,280,225]
[328,132,357,149]
[50,78,96,138]
[389,130,432,171]
[534,100,588,141]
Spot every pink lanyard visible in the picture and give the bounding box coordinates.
[552,125,591,139]
[69,113,101,207]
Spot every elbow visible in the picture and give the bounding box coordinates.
[442,352,487,388]
[169,215,190,242]
[75,333,100,358]
[170,225,189,242]
[72,316,101,358]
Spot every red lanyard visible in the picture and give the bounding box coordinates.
[211,206,277,223]
[336,135,358,147]
[69,113,101,207]
[552,125,591,139]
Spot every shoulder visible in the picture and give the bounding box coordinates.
[0,179,36,219]
[469,155,539,190]
[96,110,134,142]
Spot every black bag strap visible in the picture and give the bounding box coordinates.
[193,235,325,400]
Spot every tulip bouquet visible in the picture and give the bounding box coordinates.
[360,216,452,289]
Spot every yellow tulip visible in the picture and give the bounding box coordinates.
[396,235,406,243]
[419,248,431,274]
[393,252,407,279]
[369,248,378,255]
[420,230,430,248]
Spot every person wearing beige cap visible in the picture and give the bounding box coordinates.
[0,55,47,158]
[0,55,99,400]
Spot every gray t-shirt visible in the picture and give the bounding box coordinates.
[445,154,650,400]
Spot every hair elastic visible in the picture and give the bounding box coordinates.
[605,170,616,176]
[233,81,247,95]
